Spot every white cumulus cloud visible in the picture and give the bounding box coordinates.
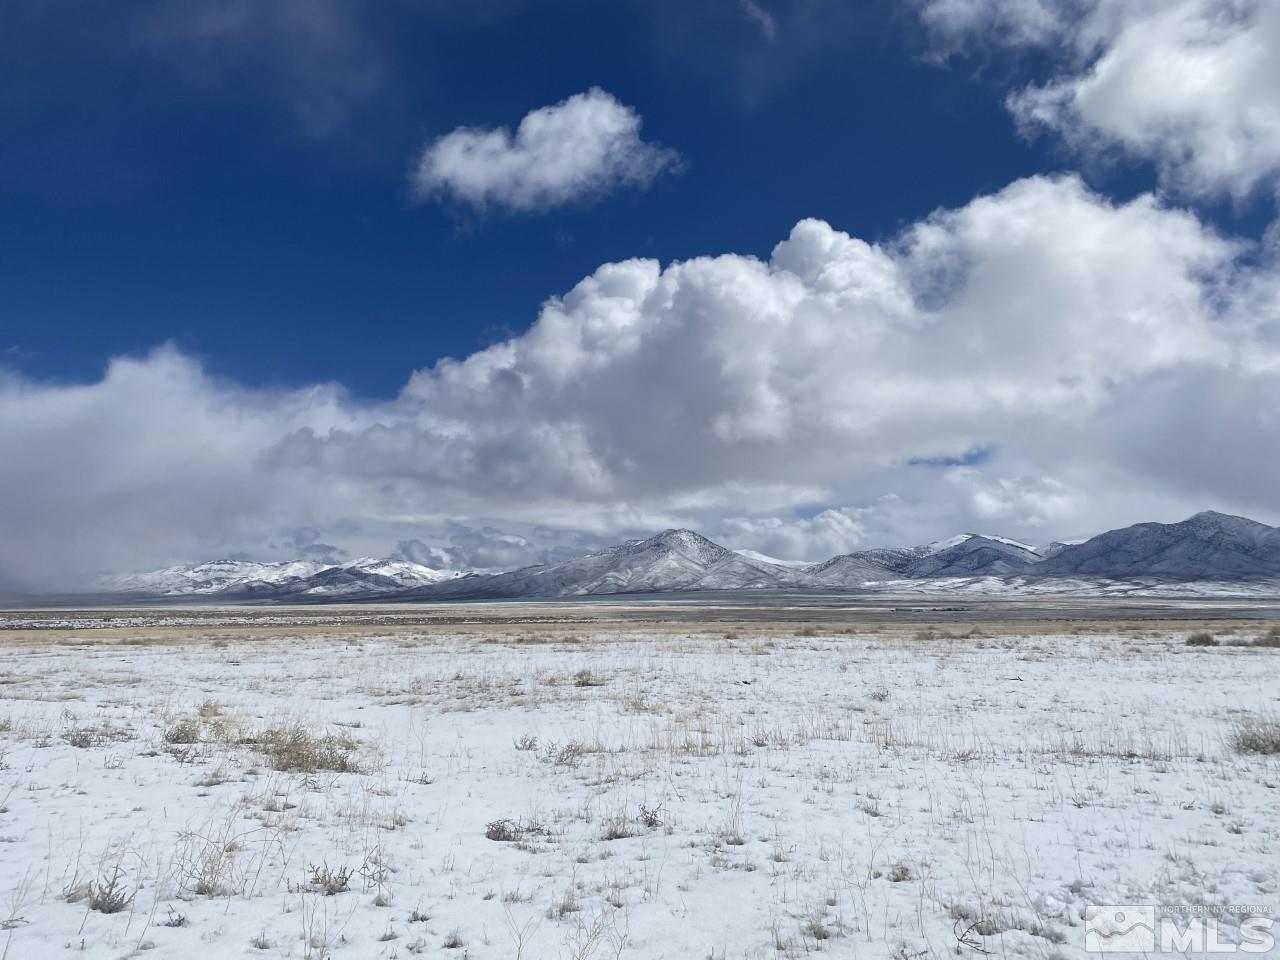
[412,88,680,212]
[918,0,1280,200]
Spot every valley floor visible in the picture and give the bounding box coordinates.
[1,612,1277,959]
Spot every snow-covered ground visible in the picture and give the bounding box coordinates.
[859,576,1280,599]
[1,619,1277,959]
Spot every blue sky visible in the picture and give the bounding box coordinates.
[3,1,1125,394]
[2,0,1279,585]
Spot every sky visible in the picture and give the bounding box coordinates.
[2,0,1279,588]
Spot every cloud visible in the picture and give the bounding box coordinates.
[271,528,346,564]
[0,348,356,590]
[739,0,779,42]
[395,524,538,572]
[412,88,681,212]
[382,176,1245,499]
[4,175,1279,586]
[391,539,457,571]
[393,522,610,572]
[717,508,869,561]
[0,0,395,147]
[138,0,393,140]
[917,0,1280,200]
[917,0,1068,51]
[946,471,1080,527]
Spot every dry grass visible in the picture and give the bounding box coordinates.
[1230,713,1280,754]
[5,604,1276,649]
[244,724,363,773]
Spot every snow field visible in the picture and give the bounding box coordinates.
[0,622,1277,959]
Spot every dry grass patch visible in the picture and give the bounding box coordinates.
[1230,713,1280,755]
[245,723,363,773]
[62,718,133,749]
[163,716,204,745]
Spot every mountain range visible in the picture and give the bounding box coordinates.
[99,557,459,599]
[95,511,1280,601]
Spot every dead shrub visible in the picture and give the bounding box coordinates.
[544,740,586,767]
[887,861,914,883]
[164,717,203,745]
[298,862,353,896]
[246,724,360,773]
[88,866,133,914]
[485,819,522,842]
[1230,713,1280,755]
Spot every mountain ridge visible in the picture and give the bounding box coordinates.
[1037,511,1280,580]
[101,556,460,599]
[95,511,1280,600]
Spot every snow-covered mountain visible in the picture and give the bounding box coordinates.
[415,529,806,599]
[804,550,908,586]
[101,559,333,595]
[899,535,1042,577]
[1037,511,1280,580]
[94,511,1280,600]
[1034,539,1086,559]
[102,557,458,598]
[805,534,1041,585]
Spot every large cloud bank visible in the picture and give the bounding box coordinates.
[4,174,1278,589]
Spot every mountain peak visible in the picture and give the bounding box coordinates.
[1185,510,1270,528]
[639,528,732,564]
[652,527,710,542]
